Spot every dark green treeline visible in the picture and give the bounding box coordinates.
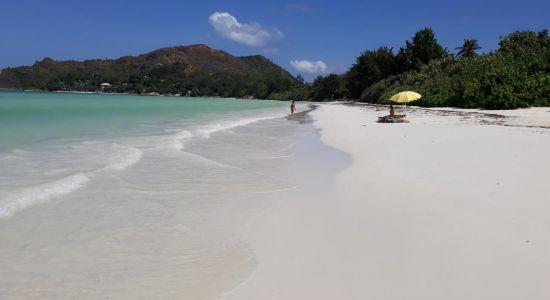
[273,28,550,109]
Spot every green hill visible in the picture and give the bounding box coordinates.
[0,44,297,98]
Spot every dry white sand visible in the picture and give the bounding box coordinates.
[222,104,550,300]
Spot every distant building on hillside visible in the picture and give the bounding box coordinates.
[100,82,112,91]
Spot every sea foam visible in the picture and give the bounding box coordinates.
[196,115,280,138]
[0,144,144,219]
[0,173,90,219]
[172,130,194,150]
[107,145,143,171]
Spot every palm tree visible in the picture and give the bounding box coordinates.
[455,39,482,58]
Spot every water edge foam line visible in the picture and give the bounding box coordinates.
[0,173,90,219]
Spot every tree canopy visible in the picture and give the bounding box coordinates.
[359,30,550,109]
[456,39,481,58]
[400,27,447,70]
[345,47,397,99]
[285,28,550,109]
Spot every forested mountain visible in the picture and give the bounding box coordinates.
[0,44,297,98]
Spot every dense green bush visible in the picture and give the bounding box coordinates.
[360,30,550,109]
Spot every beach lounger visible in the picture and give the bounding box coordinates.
[377,115,409,123]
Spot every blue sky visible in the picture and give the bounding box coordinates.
[1,0,549,79]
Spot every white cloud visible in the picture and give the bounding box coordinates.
[290,60,328,73]
[208,12,283,47]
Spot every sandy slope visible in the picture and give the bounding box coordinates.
[222,104,550,300]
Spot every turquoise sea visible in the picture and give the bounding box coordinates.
[0,91,286,151]
[0,91,307,298]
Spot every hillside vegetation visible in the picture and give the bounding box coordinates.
[0,44,296,99]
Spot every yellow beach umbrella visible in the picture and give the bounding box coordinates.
[390,91,422,103]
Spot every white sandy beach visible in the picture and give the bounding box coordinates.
[2,100,550,299]
[222,104,550,300]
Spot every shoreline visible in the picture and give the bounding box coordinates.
[0,89,270,101]
[3,90,550,111]
[0,101,324,299]
[221,103,550,300]
[2,97,550,298]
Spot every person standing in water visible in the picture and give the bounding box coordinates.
[290,100,296,115]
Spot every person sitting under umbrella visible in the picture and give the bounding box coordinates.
[378,91,421,123]
[379,104,403,122]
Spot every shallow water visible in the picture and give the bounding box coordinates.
[0,91,286,151]
[0,91,346,299]
[0,91,288,218]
